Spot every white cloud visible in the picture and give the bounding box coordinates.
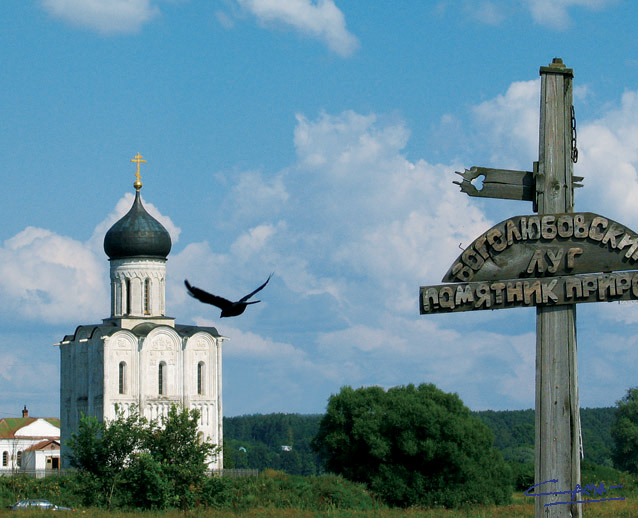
[220,171,289,226]
[576,90,638,228]
[464,1,506,25]
[11,76,638,415]
[469,80,638,233]
[312,314,536,409]
[291,111,492,293]
[219,324,309,363]
[0,337,61,414]
[0,227,107,323]
[0,193,180,325]
[0,353,18,382]
[190,82,638,412]
[230,223,281,260]
[472,79,540,168]
[215,10,235,29]
[525,0,617,29]
[439,0,616,29]
[317,324,403,354]
[236,0,359,57]
[166,108,541,409]
[40,0,159,34]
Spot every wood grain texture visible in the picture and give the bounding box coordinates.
[535,60,581,518]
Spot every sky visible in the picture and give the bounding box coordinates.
[2,0,638,421]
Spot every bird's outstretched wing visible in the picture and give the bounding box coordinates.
[184,280,233,311]
[239,273,273,303]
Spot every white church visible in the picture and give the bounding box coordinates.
[58,155,224,469]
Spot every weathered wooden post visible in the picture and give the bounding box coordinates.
[419,59,636,515]
[535,58,581,518]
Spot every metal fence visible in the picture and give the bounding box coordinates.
[209,469,259,478]
[0,469,71,478]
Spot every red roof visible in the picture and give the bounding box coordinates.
[0,417,60,439]
[24,440,60,452]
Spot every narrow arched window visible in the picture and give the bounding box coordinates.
[144,278,151,315]
[158,361,166,395]
[118,362,127,394]
[197,362,205,395]
[16,451,22,468]
[2,451,7,467]
[125,278,131,315]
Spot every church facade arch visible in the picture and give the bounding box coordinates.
[140,327,182,421]
[103,330,139,420]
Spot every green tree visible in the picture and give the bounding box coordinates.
[146,405,218,508]
[120,452,170,509]
[66,405,218,509]
[66,408,147,507]
[611,387,638,473]
[312,383,512,508]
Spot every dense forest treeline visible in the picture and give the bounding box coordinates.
[224,414,323,475]
[223,407,616,474]
[474,407,615,467]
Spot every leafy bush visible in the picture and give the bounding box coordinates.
[200,470,379,511]
[118,452,171,509]
[313,384,513,508]
[612,387,638,473]
[66,404,218,509]
[0,474,85,510]
[509,461,534,491]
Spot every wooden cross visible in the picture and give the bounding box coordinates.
[420,59,586,518]
[131,152,146,191]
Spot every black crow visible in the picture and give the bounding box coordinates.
[184,274,272,318]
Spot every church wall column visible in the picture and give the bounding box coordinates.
[217,338,224,464]
[111,281,117,316]
[181,337,189,408]
[160,278,166,315]
[115,280,122,316]
[129,277,143,316]
[151,278,161,316]
[120,276,131,315]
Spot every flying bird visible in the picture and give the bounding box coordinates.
[184,274,273,318]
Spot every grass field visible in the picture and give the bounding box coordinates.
[6,493,636,518]
[3,467,635,517]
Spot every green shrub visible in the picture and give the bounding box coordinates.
[314,384,513,508]
[201,475,234,508]
[310,472,379,510]
[200,470,380,511]
[509,461,534,491]
[117,452,171,509]
[0,474,84,511]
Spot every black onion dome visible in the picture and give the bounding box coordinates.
[104,191,172,260]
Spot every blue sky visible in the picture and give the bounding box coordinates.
[2,0,638,420]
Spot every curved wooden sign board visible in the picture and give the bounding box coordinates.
[443,212,638,283]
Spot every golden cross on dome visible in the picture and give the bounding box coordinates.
[131,153,146,191]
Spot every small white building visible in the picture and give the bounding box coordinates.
[0,407,60,473]
[23,440,61,474]
[57,158,225,469]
